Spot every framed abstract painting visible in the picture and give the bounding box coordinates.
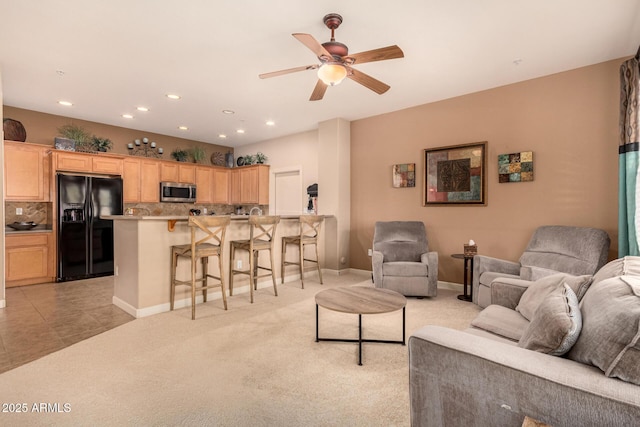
[423,141,487,205]
[392,163,416,187]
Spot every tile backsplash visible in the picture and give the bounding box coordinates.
[5,202,51,225]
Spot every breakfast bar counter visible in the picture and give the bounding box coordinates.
[104,214,333,318]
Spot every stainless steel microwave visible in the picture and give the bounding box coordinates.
[160,182,196,203]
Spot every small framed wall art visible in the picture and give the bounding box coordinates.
[423,141,487,205]
[392,163,415,187]
[498,151,533,183]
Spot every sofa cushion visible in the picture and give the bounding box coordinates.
[591,256,640,287]
[479,271,520,286]
[519,265,559,281]
[567,275,640,385]
[470,305,530,341]
[382,261,428,277]
[518,284,582,356]
[516,273,592,321]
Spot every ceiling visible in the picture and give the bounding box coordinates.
[1,1,639,147]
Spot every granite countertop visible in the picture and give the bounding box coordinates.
[5,224,53,234]
[102,214,330,221]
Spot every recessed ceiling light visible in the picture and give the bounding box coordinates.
[236,129,245,134]
[218,134,227,139]
[266,120,275,126]
[57,100,73,106]
[178,126,188,130]
[122,114,134,119]
[166,94,181,100]
[222,110,235,115]
[137,106,149,112]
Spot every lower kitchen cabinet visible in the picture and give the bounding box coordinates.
[5,232,55,287]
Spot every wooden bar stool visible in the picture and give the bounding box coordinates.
[229,215,280,303]
[170,216,230,320]
[281,215,324,288]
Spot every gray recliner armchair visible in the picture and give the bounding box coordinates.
[372,221,438,297]
[472,225,610,308]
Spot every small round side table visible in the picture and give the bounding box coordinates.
[451,253,474,302]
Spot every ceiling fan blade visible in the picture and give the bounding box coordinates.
[293,33,334,60]
[346,67,390,94]
[346,45,404,65]
[309,80,328,101]
[259,64,319,79]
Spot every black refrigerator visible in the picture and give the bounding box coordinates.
[57,173,123,282]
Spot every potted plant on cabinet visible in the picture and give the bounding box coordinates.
[56,123,92,152]
[92,136,113,152]
[255,152,268,164]
[171,148,189,162]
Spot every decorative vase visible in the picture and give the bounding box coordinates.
[225,152,234,168]
[3,118,26,142]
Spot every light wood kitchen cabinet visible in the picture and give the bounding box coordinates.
[212,167,229,204]
[123,158,141,202]
[161,161,196,184]
[54,151,123,175]
[91,155,123,175]
[4,141,51,201]
[54,151,92,172]
[160,162,179,182]
[5,232,55,287]
[123,158,160,203]
[195,166,213,203]
[140,160,160,202]
[179,164,196,184]
[229,169,241,204]
[230,165,269,205]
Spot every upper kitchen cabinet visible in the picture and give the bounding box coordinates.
[123,157,160,203]
[212,167,229,204]
[230,164,269,205]
[195,166,213,203]
[4,141,51,201]
[54,150,123,175]
[160,162,178,182]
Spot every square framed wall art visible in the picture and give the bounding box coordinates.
[423,141,487,205]
[392,163,416,188]
[498,151,533,183]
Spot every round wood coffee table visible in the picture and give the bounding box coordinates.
[315,286,407,365]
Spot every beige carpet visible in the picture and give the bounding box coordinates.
[0,273,480,426]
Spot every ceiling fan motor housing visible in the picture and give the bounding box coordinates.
[321,41,348,58]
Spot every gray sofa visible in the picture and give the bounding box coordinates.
[409,256,640,426]
[472,225,610,308]
[372,221,438,297]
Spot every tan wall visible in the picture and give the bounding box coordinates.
[2,106,232,161]
[350,58,621,284]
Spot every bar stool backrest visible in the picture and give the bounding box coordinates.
[299,215,324,239]
[188,216,231,250]
[248,215,280,246]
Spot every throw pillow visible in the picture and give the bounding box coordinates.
[518,284,582,355]
[567,275,640,385]
[516,273,592,321]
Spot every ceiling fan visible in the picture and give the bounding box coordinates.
[259,13,404,101]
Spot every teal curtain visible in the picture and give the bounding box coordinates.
[619,56,640,256]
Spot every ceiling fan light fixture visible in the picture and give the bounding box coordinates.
[317,63,347,86]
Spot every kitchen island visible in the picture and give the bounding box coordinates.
[104,214,334,318]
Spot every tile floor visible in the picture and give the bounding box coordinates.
[0,277,135,374]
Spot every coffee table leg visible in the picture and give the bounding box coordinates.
[358,314,363,366]
[315,304,319,342]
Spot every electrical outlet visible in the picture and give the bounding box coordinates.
[367,249,373,256]
[115,266,119,276]
[236,260,243,269]
[16,207,23,215]
[203,208,207,214]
